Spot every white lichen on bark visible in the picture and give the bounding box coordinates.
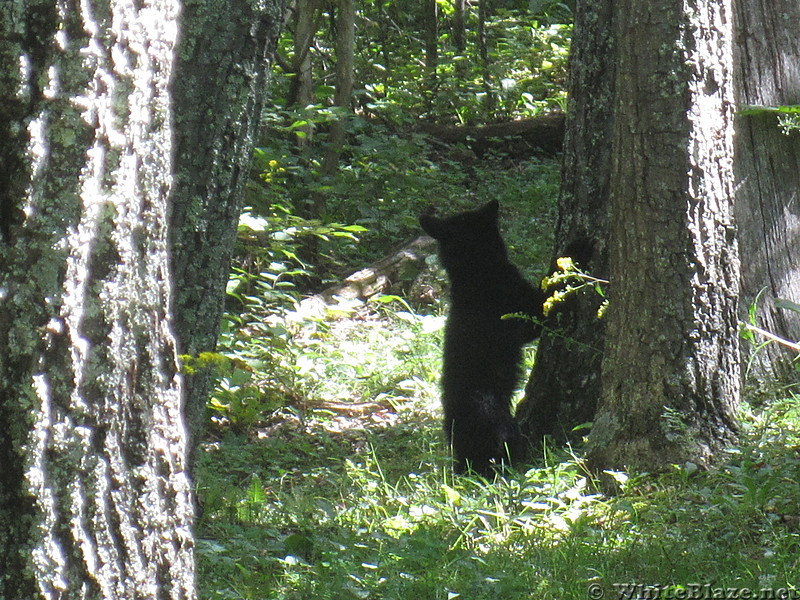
[684,0,740,430]
[15,0,195,597]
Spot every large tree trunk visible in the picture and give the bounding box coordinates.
[169,0,287,475]
[516,0,614,444]
[0,0,194,596]
[733,0,800,390]
[587,0,740,472]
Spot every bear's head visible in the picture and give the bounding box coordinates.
[419,200,507,272]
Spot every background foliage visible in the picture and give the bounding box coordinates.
[194,1,800,598]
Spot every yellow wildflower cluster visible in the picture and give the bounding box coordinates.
[540,255,609,318]
[262,159,287,183]
[556,256,575,272]
[543,289,568,316]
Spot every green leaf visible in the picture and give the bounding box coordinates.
[738,104,800,116]
[247,475,266,504]
[442,484,462,505]
[775,298,800,314]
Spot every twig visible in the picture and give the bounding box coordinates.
[744,323,800,353]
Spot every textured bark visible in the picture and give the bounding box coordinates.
[452,0,467,81]
[424,0,438,86]
[477,0,493,114]
[733,0,800,390]
[453,0,466,56]
[516,0,614,443]
[169,0,287,474]
[0,0,194,597]
[587,0,740,472]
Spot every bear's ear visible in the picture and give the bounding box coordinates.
[419,213,443,239]
[477,199,500,220]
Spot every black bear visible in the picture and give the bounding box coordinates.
[420,200,545,476]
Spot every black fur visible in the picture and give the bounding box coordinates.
[420,200,544,475]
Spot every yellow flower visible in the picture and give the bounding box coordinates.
[556,256,574,272]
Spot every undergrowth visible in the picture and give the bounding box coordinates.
[196,387,800,600]
[195,143,800,599]
[188,1,800,595]
[196,203,800,599]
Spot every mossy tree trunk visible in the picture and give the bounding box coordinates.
[586,0,740,472]
[169,0,287,475]
[733,0,800,391]
[0,0,194,596]
[516,0,614,444]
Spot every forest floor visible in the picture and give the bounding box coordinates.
[195,309,800,600]
[195,156,800,600]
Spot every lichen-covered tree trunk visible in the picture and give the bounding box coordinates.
[587,0,740,472]
[517,0,614,444]
[0,0,194,597]
[169,0,287,473]
[733,0,800,390]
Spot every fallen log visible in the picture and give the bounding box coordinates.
[417,112,566,158]
[295,235,438,318]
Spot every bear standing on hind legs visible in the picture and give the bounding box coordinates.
[420,200,545,476]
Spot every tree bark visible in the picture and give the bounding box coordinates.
[0,0,194,596]
[287,0,319,112]
[477,0,494,116]
[516,0,614,443]
[586,0,740,472]
[169,0,287,475]
[733,0,800,390]
[424,0,438,89]
[452,0,468,82]
[453,0,467,56]
[319,0,355,182]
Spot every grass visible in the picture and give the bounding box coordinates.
[196,155,799,599]
[195,302,800,599]
[196,396,800,599]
